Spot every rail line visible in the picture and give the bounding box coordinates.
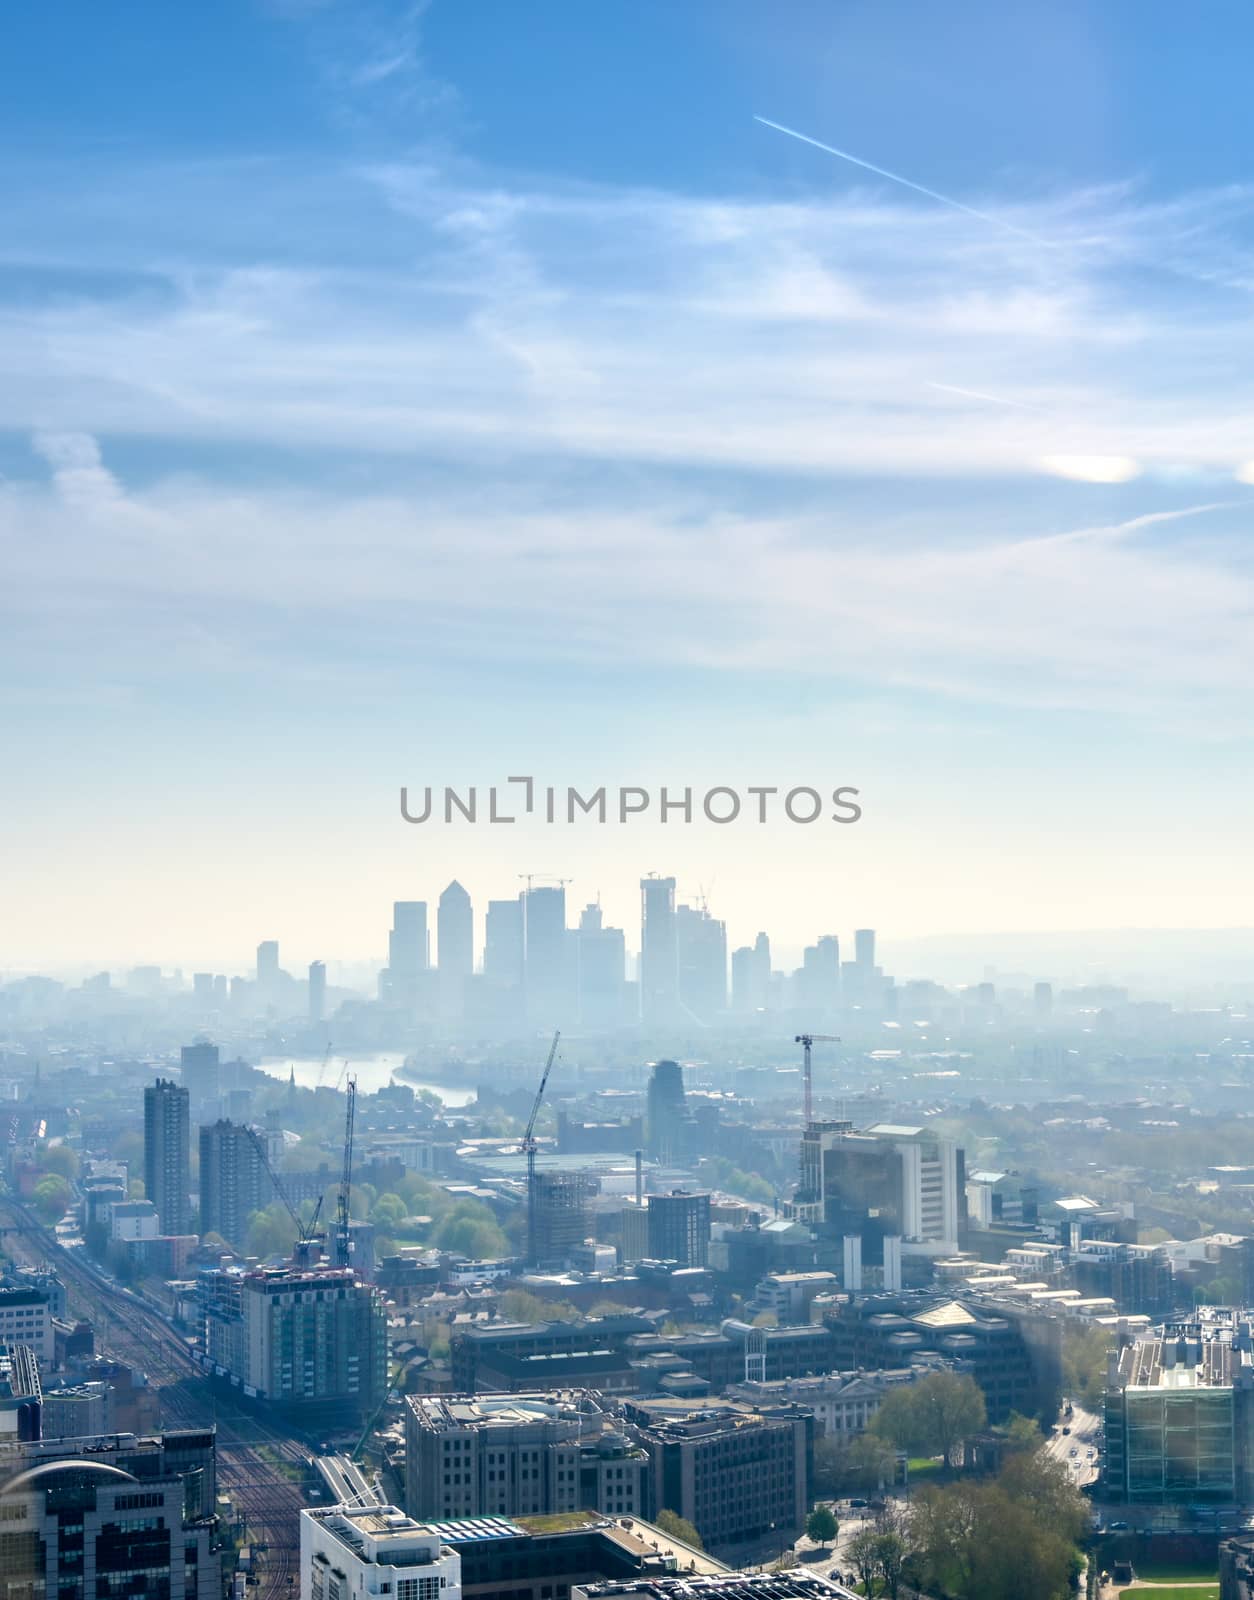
[0,1201,304,1600]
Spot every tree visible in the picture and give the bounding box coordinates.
[371,1193,407,1228]
[33,1175,71,1222]
[654,1510,703,1550]
[813,1432,896,1498]
[806,1506,838,1547]
[38,1143,79,1181]
[871,1371,986,1468]
[844,1527,881,1596]
[872,1504,910,1600]
[752,1309,779,1329]
[433,1199,509,1259]
[1001,1411,1042,1451]
[1060,1322,1112,1412]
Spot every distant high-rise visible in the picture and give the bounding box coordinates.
[528,1171,596,1267]
[382,901,429,1009]
[854,929,876,968]
[646,1189,711,1267]
[646,1059,687,1162]
[522,884,569,1024]
[179,1040,220,1117]
[676,901,727,1022]
[256,940,280,986]
[576,903,627,1027]
[308,959,327,1022]
[639,875,678,1026]
[192,972,214,1004]
[198,1120,269,1249]
[484,898,525,987]
[1034,981,1054,1017]
[798,935,840,1012]
[143,1079,190,1236]
[437,881,473,1017]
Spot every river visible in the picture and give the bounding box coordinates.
[255,1052,477,1106]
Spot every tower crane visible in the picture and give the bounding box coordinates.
[314,1043,334,1089]
[523,1031,560,1268]
[246,1126,324,1267]
[794,1033,841,1125]
[335,1075,357,1270]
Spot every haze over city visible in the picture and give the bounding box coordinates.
[4,1,1254,965]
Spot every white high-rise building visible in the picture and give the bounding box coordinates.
[301,1506,461,1600]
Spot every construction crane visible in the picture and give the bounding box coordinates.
[794,1033,841,1125]
[335,1076,357,1270]
[247,1126,324,1266]
[523,1031,560,1268]
[314,1043,334,1089]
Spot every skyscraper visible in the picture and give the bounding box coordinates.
[256,939,280,985]
[639,875,678,1026]
[198,1120,269,1249]
[576,902,627,1027]
[854,928,876,968]
[676,900,727,1022]
[144,1078,190,1236]
[308,959,327,1022]
[437,880,473,1017]
[522,884,569,1024]
[484,897,525,987]
[382,900,429,1009]
[798,934,840,1012]
[645,1059,687,1162]
[179,1040,220,1118]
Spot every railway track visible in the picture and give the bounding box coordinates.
[0,1201,304,1600]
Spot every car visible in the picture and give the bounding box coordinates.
[1062,1426,1071,1435]
[1069,1447,1078,1457]
[848,1498,868,1510]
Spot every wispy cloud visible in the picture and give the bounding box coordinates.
[4,145,1254,729]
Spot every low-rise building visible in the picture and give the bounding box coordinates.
[622,1396,811,1555]
[404,1393,647,1523]
[301,1505,461,1600]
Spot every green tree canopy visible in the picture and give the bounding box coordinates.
[871,1371,986,1466]
[654,1510,703,1550]
[33,1174,71,1222]
[806,1506,837,1547]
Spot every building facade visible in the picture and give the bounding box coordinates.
[301,1505,460,1600]
[198,1120,268,1250]
[144,1080,190,1237]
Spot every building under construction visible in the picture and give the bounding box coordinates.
[530,1171,597,1268]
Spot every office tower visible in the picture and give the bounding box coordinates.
[646,1190,711,1267]
[628,1395,808,1553]
[1034,981,1054,1016]
[0,1345,41,1440]
[639,876,678,1026]
[577,903,627,1027]
[750,933,772,1010]
[301,1505,462,1600]
[730,946,755,1012]
[808,1121,963,1256]
[437,880,473,1017]
[205,1265,388,1423]
[522,884,570,1023]
[0,1292,53,1364]
[382,901,429,1009]
[256,939,280,986]
[798,935,840,1012]
[645,1059,687,1162]
[0,1430,222,1600]
[179,1040,220,1117]
[213,973,228,1006]
[198,1120,269,1249]
[403,1394,647,1524]
[192,972,214,1004]
[675,901,727,1022]
[308,959,327,1022]
[854,928,875,968]
[484,897,525,986]
[529,1171,596,1267]
[143,1078,190,1235]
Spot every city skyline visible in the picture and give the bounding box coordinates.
[5,0,1254,964]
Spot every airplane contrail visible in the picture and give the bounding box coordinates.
[753,115,1042,242]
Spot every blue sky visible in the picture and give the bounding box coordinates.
[3,0,1254,971]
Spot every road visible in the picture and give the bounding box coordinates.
[1044,1400,1102,1490]
[1,1200,305,1600]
